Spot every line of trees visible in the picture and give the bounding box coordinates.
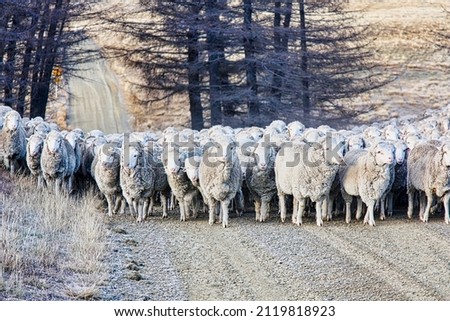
[0,0,87,118]
[101,0,386,129]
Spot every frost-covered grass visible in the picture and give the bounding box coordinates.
[0,173,106,300]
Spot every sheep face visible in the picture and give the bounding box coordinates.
[204,138,237,165]
[164,146,184,174]
[185,155,202,186]
[123,145,140,169]
[372,143,395,166]
[4,111,21,132]
[253,142,275,171]
[28,135,44,157]
[393,141,408,165]
[100,145,119,166]
[46,131,64,154]
[287,121,305,138]
[384,127,400,140]
[347,136,365,152]
[323,135,345,165]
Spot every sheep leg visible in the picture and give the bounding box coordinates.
[387,192,394,217]
[261,200,270,222]
[147,195,154,217]
[55,177,63,196]
[354,197,363,221]
[443,193,450,225]
[419,192,427,221]
[380,195,386,221]
[208,199,217,225]
[134,199,141,222]
[327,195,334,221]
[345,200,352,224]
[142,198,150,221]
[179,198,186,221]
[105,194,114,217]
[161,193,168,218]
[235,188,244,216]
[254,199,261,222]
[37,175,44,189]
[221,199,231,228]
[296,198,305,226]
[321,197,328,220]
[315,199,324,227]
[422,192,433,223]
[364,200,376,227]
[292,197,298,223]
[407,190,415,219]
[278,193,287,223]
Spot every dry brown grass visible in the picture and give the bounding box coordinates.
[0,173,106,300]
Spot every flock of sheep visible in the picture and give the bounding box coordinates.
[2,103,450,227]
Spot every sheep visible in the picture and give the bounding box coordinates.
[65,130,83,175]
[162,143,201,221]
[287,121,305,138]
[0,105,13,130]
[120,139,154,223]
[384,140,409,218]
[26,133,45,188]
[275,134,345,226]
[245,139,277,222]
[407,141,450,224]
[199,135,241,228]
[1,110,27,175]
[339,141,395,226]
[145,141,171,218]
[92,143,124,216]
[41,130,77,196]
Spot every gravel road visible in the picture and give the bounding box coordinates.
[98,210,450,301]
[67,39,130,134]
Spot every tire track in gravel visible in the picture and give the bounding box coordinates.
[309,220,450,300]
[157,217,292,300]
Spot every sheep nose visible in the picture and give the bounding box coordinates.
[259,163,267,170]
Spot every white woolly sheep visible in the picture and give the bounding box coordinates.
[93,143,124,216]
[339,141,395,226]
[26,133,45,188]
[1,110,27,175]
[41,130,77,195]
[162,143,201,221]
[245,139,277,222]
[120,140,154,222]
[407,141,450,224]
[199,135,241,228]
[275,134,345,226]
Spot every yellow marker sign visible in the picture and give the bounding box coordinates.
[52,65,63,84]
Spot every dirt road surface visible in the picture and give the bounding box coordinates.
[67,39,130,134]
[98,210,450,301]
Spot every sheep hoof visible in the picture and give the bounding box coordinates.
[208,219,214,226]
[317,220,323,227]
[380,215,385,221]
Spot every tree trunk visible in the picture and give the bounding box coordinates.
[17,12,39,117]
[271,1,282,102]
[206,0,222,126]
[30,0,65,119]
[243,0,259,123]
[299,0,310,118]
[4,15,19,107]
[187,22,204,130]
